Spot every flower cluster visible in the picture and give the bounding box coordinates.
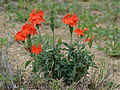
[15,9,44,54]
[63,12,79,27]
[74,28,88,36]
[28,9,44,26]
[84,36,95,44]
[15,31,27,41]
[31,43,42,55]
[15,10,95,55]
[63,12,95,44]
[15,24,37,41]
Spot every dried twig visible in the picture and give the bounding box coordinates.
[95,68,113,89]
[0,46,2,66]
[4,33,17,88]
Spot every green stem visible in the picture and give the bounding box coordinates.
[27,35,32,49]
[50,5,55,49]
[39,29,43,43]
[53,30,55,49]
[71,34,72,44]
[69,25,73,44]
[27,35,33,56]
[36,25,44,46]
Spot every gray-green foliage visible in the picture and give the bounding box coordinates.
[30,40,96,85]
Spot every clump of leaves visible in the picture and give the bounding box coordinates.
[32,41,96,85]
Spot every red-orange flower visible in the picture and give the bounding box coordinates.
[21,23,37,36]
[63,13,79,27]
[28,9,44,26]
[84,36,95,44]
[15,31,27,41]
[74,28,88,36]
[31,43,42,55]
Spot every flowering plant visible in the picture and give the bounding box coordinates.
[15,8,96,85]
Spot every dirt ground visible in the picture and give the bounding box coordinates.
[0,10,120,86]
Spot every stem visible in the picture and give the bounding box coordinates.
[27,35,32,49]
[69,25,73,44]
[27,35,33,56]
[53,30,55,48]
[0,39,2,65]
[39,29,43,43]
[0,46,2,66]
[71,33,72,44]
[50,5,55,48]
[36,25,43,43]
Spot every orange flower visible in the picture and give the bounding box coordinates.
[15,31,27,41]
[21,23,37,36]
[74,28,88,36]
[63,14,71,24]
[63,13,79,27]
[84,36,95,44]
[28,9,44,26]
[31,43,42,55]
[71,14,79,27]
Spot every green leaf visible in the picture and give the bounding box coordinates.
[56,37,62,47]
[25,60,32,68]
[55,64,60,70]
[88,42,92,48]
[81,44,85,50]
[45,49,53,52]
[62,42,71,49]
